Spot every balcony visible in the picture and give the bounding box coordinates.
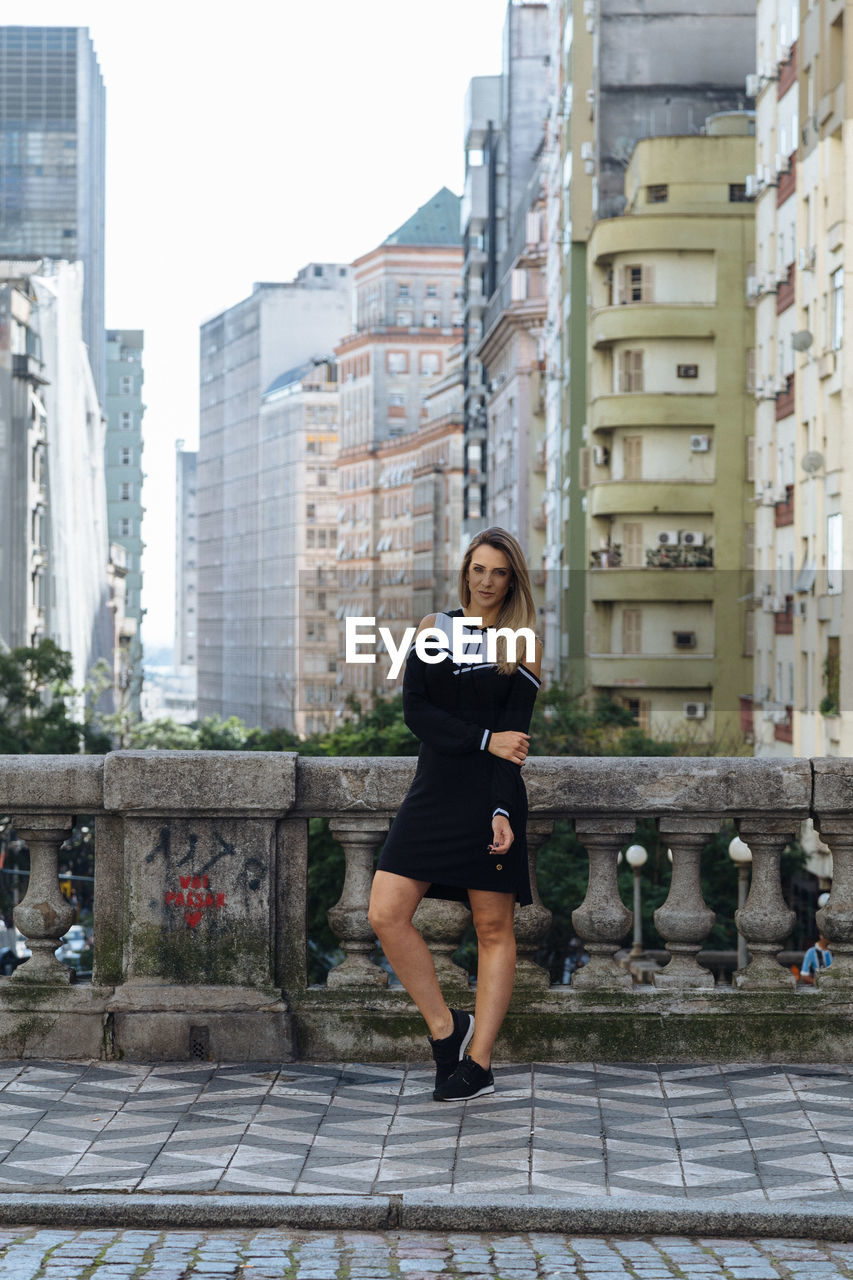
[4,753,852,1064]
[590,394,716,432]
[775,372,795,421]
[590,544,714,570]
[775,484,794,527]
[590,483,714,519]
[590,306,715,346]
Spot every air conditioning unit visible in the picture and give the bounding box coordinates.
[770,483,787,502]
[775,153,792,175]
[759,60,779,82]
[773,379,789,398]
[581,141,594,161]
[684,701,707,720]
[745,73,760,98]
[777,42,792,66]
[775,264,790,285]
[657,530,680,546]
[745,174,759,200]
[592,445,610,466]
[673,631,697,650]
[762,595,782,613]
[746,273,760,299]
[798,245,816,270]
[761,273,778,295]
[689,434,711,453]
[772,706,790,725]
[680,531,705,546]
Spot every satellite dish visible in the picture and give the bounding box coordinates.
[802,451,824,473]
[792,330,814,351]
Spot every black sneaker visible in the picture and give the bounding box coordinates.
[429,1009,475,1090]
[433,1054,494,1102]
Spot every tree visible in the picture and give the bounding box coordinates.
[0,639,110,755]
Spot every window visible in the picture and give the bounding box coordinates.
[120,375,133,395]
[832,266,844,350]
[426,284,438,298]
[120,411,132,430]
[317,470,328,486]
[306,528,315,547]
[729,183,748,202]
[827,512,843,593]
[617,349,644,392]
[387,352,408,375]
[746,436,755,483]
[618,264,654,303]
[624,436,643,481]
[306,502,316,522]
[396,311,413,326]
[624,697,651,731]
[647,184,668,203]
[388,392,405,407]
[421,353,441,376]
[397,283,411,300]
[121,447,132,466]
[425,312,440,327]
[622,608,642,653]
[120,517,131,537]
[313,265,324,277]
[120,482,132,501]
[677,364,699,379]
[623,521,643,567]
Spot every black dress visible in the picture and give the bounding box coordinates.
[377,608,541,906]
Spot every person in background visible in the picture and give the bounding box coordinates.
[800,932,832,984]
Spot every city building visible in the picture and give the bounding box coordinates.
[335,190,463,701]
[0,26,106,399]
[542,0,594,684]
[585,119,756,747]
[750,0,851,758]
[461,2,550,543]
[258,359,339,735]
[196,263,351,724]
[0,258,114,700]
[174,441,198,680]
[104,329,144,714]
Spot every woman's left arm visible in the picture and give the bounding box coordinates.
[489,641,543,825]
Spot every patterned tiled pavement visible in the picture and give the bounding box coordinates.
[0,1059,851,1202]
[1,1228,853,1279]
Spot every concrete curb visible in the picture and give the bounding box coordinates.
[0,1191,850,1238]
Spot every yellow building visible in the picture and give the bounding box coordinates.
[585,116,756,748]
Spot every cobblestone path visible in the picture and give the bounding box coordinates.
[0,1229,852,1280]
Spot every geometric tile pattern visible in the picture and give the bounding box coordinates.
[3,1227,853,1278]
[1,1058,853,1202]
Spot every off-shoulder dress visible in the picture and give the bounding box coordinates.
[376,609,541,906]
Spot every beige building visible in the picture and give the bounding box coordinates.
[750,0,851,758]
[586,120,756,747]
[335,190,463,703]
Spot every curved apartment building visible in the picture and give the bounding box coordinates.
[585,116,756,749]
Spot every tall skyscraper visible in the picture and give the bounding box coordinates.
[0,26,106,398]
[104,330,145,713]
[197,264,351,723]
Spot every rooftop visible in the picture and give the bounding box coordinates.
[383,187,462,247]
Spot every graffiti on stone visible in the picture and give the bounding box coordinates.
[165,874,226,929]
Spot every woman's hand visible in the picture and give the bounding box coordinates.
[489,814,514,855]
[488,730,530,765]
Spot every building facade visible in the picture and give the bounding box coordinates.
[0,26,106,399]
[174,441,198,677]
[196,263,351,724]
[0,258,114,701]
[335,190,463,701]
[104,329,144,713]
[258,359,340,735]
[586,121,756,747]
[750,0,852,758]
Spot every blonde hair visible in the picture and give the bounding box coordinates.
[457,527,537,675]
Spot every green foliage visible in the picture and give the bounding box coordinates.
[306,818,345,984]
[0,639,107,754]
[530,684,678,758]
[313,692,419,758]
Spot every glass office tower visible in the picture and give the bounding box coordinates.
[0,26,106,398]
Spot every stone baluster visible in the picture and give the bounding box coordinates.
[327,818,389,988]
[571,818,634,990]
[413,898,472,999]
[513,817,555,990]
[814,820,853,986]
[653,819,717,990]
[12,816,75,983]
[733,819,797,989]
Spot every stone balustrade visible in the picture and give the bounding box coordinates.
[0,752,851,1063]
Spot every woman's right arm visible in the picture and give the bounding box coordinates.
[402,615,492,755]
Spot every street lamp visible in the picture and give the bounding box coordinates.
[625,843,648,959]
[728,836,753,971]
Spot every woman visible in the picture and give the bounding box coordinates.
[368,527,542,1102]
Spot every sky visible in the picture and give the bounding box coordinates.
[8,0,507,649]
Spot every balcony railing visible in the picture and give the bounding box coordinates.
[2,753,853,1064]
[590,544,714,569]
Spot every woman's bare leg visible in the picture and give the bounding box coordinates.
[368,870,453,1040]
[467,890,517,1069]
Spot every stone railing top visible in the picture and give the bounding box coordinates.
[0,753,825,824]
[523,756,812,817]
[0,755,103,814]
[294,756,416,817]
[102,750,297,815]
